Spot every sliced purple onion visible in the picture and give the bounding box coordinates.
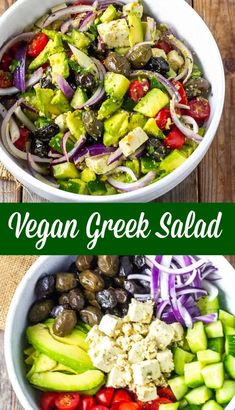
[73,148,88,165]
[9,118,20,143]
[128,274,151,281]
[193,313,218,324]
[182,115,199,134]
[146,255,208,275]
[61,131,72,161]
[14,107,36,132]
[107,171,156,192]
[157,300,169,319]
[170,97,203,143]
[79,11,96,32]
[174,67,188,82]
[27,151,49,176]
[13,44,27,92]
[88,144,115,157]
[0,32,34,63]
[129,143,146,159]
[175,103,190,110]
[68,44,98,77]
[52,136,87,165]
[97,0,125,10]
[166,35,193,83]
[55,74,74,100]
[111,166,137,182]
[61,17,81,34]
[151,255,162,302]
[107,147,123,165]
[43,5,94,27]
[0,67,43,96]
[159,256,173,301]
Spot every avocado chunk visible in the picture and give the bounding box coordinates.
[29,370,105,392]
[49,132,74,154]
[71,87,87,109]
[66,111,86,140]
[81,168,97,183]
[71,30,92,49]
[159,150,187,173]
[26,324,94,373]
[98,98,123,120]
[51,90,71,114]
[129,113,147,131]
[35,88,56,117]
[128,14,144,47]
[53,162,80,180]
[49,52,69,83]
[86,154,121,175]
[100,5,117,23]
[144,118,164,138]
[33,353,57,373]
[134,89,170,117]
[105,72,130,100]
[104,110,129,146]
[46,320,89,351]
[29,40,54,71]
[59,179,87,194]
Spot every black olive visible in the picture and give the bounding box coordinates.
[147,138,168,162]
[146,57,170,75]
[132,255,146,269]
[35,275,55,299]
[99,273,115,288]
[79,270,105,292]
[58,293,70,306]
[68,262,80,275]
[56,272,77,293]
[119,303,129,317]
[98,256,119,277]
[119,256,133,277]
[185,78,211,99]
[96,288,118,309]
[0,96,17,110]
[31,139,49,158]
[31,123,60,142]
[53,309,77,337]
[28,299,54,324]
[76,255,95,271]
[82,111,103,140]
[114,276,125,287]
[68,288,85,311]
[50,304,67,318]
[114,288,129,304]
[76,73,97,92]
[40,75,53,89]
[104,52,131,77]
[80,306,103,326]
[88,41,108,60]
[106,306,122,316]
[124,280,146,295]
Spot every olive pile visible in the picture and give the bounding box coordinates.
[28,255,150,337]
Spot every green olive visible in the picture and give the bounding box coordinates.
[79,270,105,292]
[98,256,119,277]
[127,45,152,68]
[80,306,103,326]
[75,256,94,271]
[56,272,77,293]
[29,300,54,324]
[53,310,77,337]
[104,52,131,76]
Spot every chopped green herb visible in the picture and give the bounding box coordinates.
[191,63,202,80]
[150,77,166,92]
[9,59,21,73]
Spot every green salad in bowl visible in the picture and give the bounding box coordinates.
[0,0,211,196]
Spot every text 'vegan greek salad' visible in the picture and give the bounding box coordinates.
[0,1,211,196]
[24,256,235,410]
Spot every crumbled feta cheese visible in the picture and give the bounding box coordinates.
[167,50,184,71]
[152,48,167,60]
[98,19,130,48]
[156,350,174,374]
[128,299,153,323]
[88,336,122,372]
[119,128,149,158]
[148,319,174,349]
[132,360,161,385]
[135,384,158,402]
[170,322,184,342]
[107,366,127,388]
[123,2,143,18]
[128,342,145,364]
[122,323,133,337]
[133,323,149,336]
[99,314,122,337]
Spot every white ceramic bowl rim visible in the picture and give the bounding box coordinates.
[0,0,225,202]
[4,256,235,410]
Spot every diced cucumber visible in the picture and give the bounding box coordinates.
[159,404,179,410]
[201,363,224,389]
[215,380,235,404]
[184,406,201,410]
[53,162,80,179]
[219,309,235,328]
[186,322,207,353]
[59,179,87,194]
[205,321,224,338]
[224,355,235,379]
[201,400,223,410]
[185,386,213,405]
[197,349,221,365]
[184,361,204,388]
[224,326,235,335]
[208,338,224,355]
[87,180,107,195]
[225,334,235,356]
[168,376,189,400]
[173,347,195,375]
[197,296,219,315]
[178,399,188,409]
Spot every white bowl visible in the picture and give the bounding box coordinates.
[0,0,225,202]
[4,255,235,410]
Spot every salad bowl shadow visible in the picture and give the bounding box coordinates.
[0,0,225,202]
[4,255,235,410]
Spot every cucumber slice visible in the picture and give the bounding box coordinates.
[197,296,219,315]
[208,338,224,355]
[185,386,213,405]
[215,380,235,404]
[219,309,235,328]
[159,404,179,410]
[168,376,189,400]
[224,355,235,379]
[184,361,204,388]
[205,321,224,338]
[186,322,207,353]
[201,400,223,410]
[197,349,221,365]
[201,362,224,388]
[225,334,235,356]
[184,406,201,410]
[173,347,195,375]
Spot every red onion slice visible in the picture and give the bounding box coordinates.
[61,131,72,162]
[55,74,74,99]
[52,136,87,165]
[182,115,199,134]
[68,44,98,76]
[107,147,123,165]
[107,171,156,192]
[13,44,27,92]
[193,313,218,324]
[14,107,36,132]
[170,97,202,143]
[0,67,43,96]
[43,5,95,27]
[9,118,20,143]
[27,151,49,175]
[111,166,137,182]
[79,11,96,32]
[146,255,208,275]
[0,32,34,63]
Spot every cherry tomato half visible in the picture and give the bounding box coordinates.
[155,108,172,130]
[112,390,132,405]
[14,127,30,152]
[96,387,115,407]
[163,126,185,149]
[92,405,109,410]
[157,387,176,402]
[144,397,172,410]
[0,69,13,88]
[172,80,188,105]
[155,40,172,54]
[79,395,96,410]
[40,392,57,410]
[188,97,211,123]
[55,392,80,410]
[27,33,49,58]
[118,402,141,410]
[128,79,150,102]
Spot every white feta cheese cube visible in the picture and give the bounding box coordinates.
[156,350,174,374]
[170,322,184,342]
[167,50,184,71]
[123,2,143,18]
[98,19,130,48]
[132,360,161,385]
[86,154,121,175]
[135,384,158,402]
[148,319,174,349]
[128,342,145,363]
[107,366,128,388]
[152,48,167,60]
[99,314,122,337]
[119,127,149,158]
[128,299,153,323]
[88,337,122,372]
[122,323,133,337]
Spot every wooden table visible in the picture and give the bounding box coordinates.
[0,0,235,408]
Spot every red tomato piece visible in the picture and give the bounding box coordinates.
[144,398,172,410]
[128,79,150,102]
[96,387,115,407]
[155,40,172,54]
[157,387,176,402]
[163,126,185,149]
[40,392,57,410]
[1,53,13,71]
[172,80,188,105]
[27,33,49,58]
[55,393,80,410]
[0,70,13,88]
[92,406,109,410]
[188,97,211,123]
[14,127,30,152]
[155,108,172,130]
[79,396,96,410]
[112,390,132,405]
[118,402,141,410]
